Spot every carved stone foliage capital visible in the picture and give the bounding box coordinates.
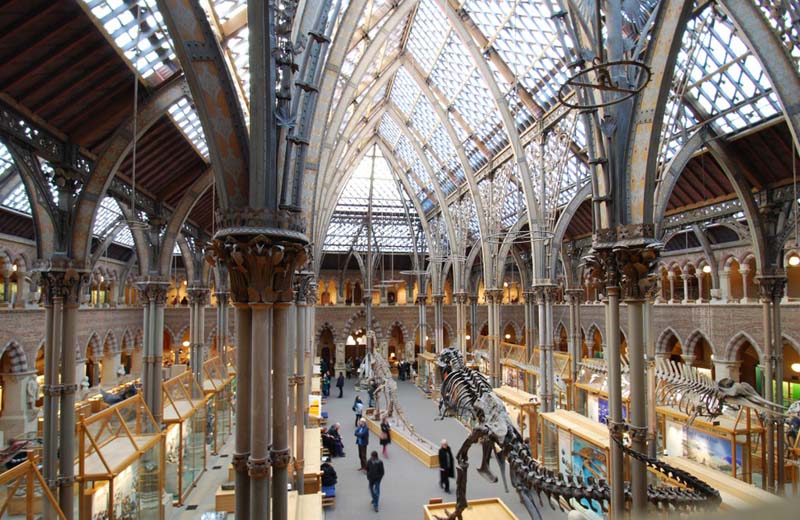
[294,271,317,305]
[756,274,787,303]
[136,278,170,304]
[209,234,307,304]
[613,246,660,301]
[484,288,503,302]
[39,267,89,306]
[186,286,210,306]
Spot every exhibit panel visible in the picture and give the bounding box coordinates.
[76,395,164,520]
[202,357,233,455]
[659,405,765,486]
[417,352,437,397]
[493,385,539,458]
[162,371,207,505]
[575,361,629,424]
[541,410,614,483]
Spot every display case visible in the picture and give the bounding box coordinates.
[574,360,629,424]
[540,409,621,483]
[162,371,207,505]
[0,453,66,518]
[202,356,233,455]
[658,405,765,487]
[77,394,164,520]
[493,385,540,458]
[500,348,572,409]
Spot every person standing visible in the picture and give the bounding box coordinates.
[379,417,392,457]
[355,418,370,471]
[438,439,454,493]
[367,378,377,408]
[336,372,345,398]
[322,371,331,397]
[366,450,385,512]
[353,395,364,427]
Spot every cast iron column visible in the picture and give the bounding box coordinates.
[139,280,168,426]
[233,304,251,518]
[187,285,210,387]
[566,289,583,410]
[417,293,428,351]
[215,290,230,365]
[433,294,444,353]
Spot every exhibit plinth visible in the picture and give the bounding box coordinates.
[423,497,517,520]
[366,416,439,467]
[657,456,783,511]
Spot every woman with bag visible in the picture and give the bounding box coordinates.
[379,417,392,457]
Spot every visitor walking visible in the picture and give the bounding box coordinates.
[366,450,385,512]
[438,439,454,493]
[379,417,392,457]
[355,418,370,471]
[336,372,345,398]
[353,395,364,426]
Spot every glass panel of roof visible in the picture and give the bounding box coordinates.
[92,197,123,237]
[0,142,13,178]
[226,26,250,104]
[429,32,475,102]
[82,0,179,86]
[1,178,30,214]
[167,97,210,159]
[390,67,421,117]
[409,94,440,140]
[379,115,402,148]
[405,0,450,75]
[680,7,781,135]
[211,0,246,23]
[452,69,494,131]
[755,2,800,72]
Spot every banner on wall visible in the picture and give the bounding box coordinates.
[308,395,321,418]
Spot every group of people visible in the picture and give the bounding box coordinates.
[321,371,347,398]
[396,359,415,381]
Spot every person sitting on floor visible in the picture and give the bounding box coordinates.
[321,461,337,498]
[323,423,345,457]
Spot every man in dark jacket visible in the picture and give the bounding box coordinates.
[336,372,345,398]
[355,418,370,470]
[366,450,385,512]
[438,439,455,493]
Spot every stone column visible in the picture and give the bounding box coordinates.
[433,294,444,353]
[535,286,556,413]
[13,269,27,308]
[416,294,428,351]
[681,268,692,303]
[757,274,787,491]
[740,265,751,303]
[215,290,230,364]
[485,288,503,387]
[667,272,676,303]
[138,279,169,426]
[38,262,88,518]
[294,273,315,493]
[566,289,583,410]
[210,233,306,519]
[523,290,536,391]
[718,269,731,303]
[187,285,210,388]
[468,294,479,351]
[454,292,467,356]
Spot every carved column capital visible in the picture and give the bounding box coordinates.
[294,271,317,305]
[214,291,230,305]
[37,264,90,306]
[415,294,428,306]
[590,246,660,301]
[484,288,503,303]
[756,274,787,303]
[432,294,444,304]
[186,285,210,306]
[247,458,271,477]
[270,448,292,469]
[136,277,170,304]
[209,233,308,304]
[453,292,468,305]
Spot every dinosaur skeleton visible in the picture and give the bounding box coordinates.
[578,357,788,423]
[435,348,721,520]
[357,348,437,452]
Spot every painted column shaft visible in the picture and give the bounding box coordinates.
[234,305,251,519]
[627,300,647,513]
[762,300,775,492]
[605,286,625,517]
[272,303,292,518]
[249,304,272,519]
[41,298,58,512]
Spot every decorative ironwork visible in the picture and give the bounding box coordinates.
[558,60,652,109]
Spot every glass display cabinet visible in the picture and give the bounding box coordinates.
[658,404,766,487]
[0,453,66,518]
[574,361,630,424]
[493,385,540,457]
[202,356,233,455]
[416,352,437,397]
[162,371,207,505]
[77,394,164,520]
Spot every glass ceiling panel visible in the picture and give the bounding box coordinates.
[405,0,450,75]
[1,178,30,214]
[408,94,440,141]
[379,114,402,148]
[211,0,246,23]
[167,97,210,159]
[226,27,250,104]
[429,32,475,102]
[82,0,179,87]
[390,67,421,117]
[680,7,781,135]
[324,144,420,253]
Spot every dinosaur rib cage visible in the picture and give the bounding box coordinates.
[437,348,721,515]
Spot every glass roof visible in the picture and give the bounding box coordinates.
[323,144,420,253]
[168,97,210,159]
[81,0,179,87]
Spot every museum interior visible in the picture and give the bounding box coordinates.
[0,0,800,519]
